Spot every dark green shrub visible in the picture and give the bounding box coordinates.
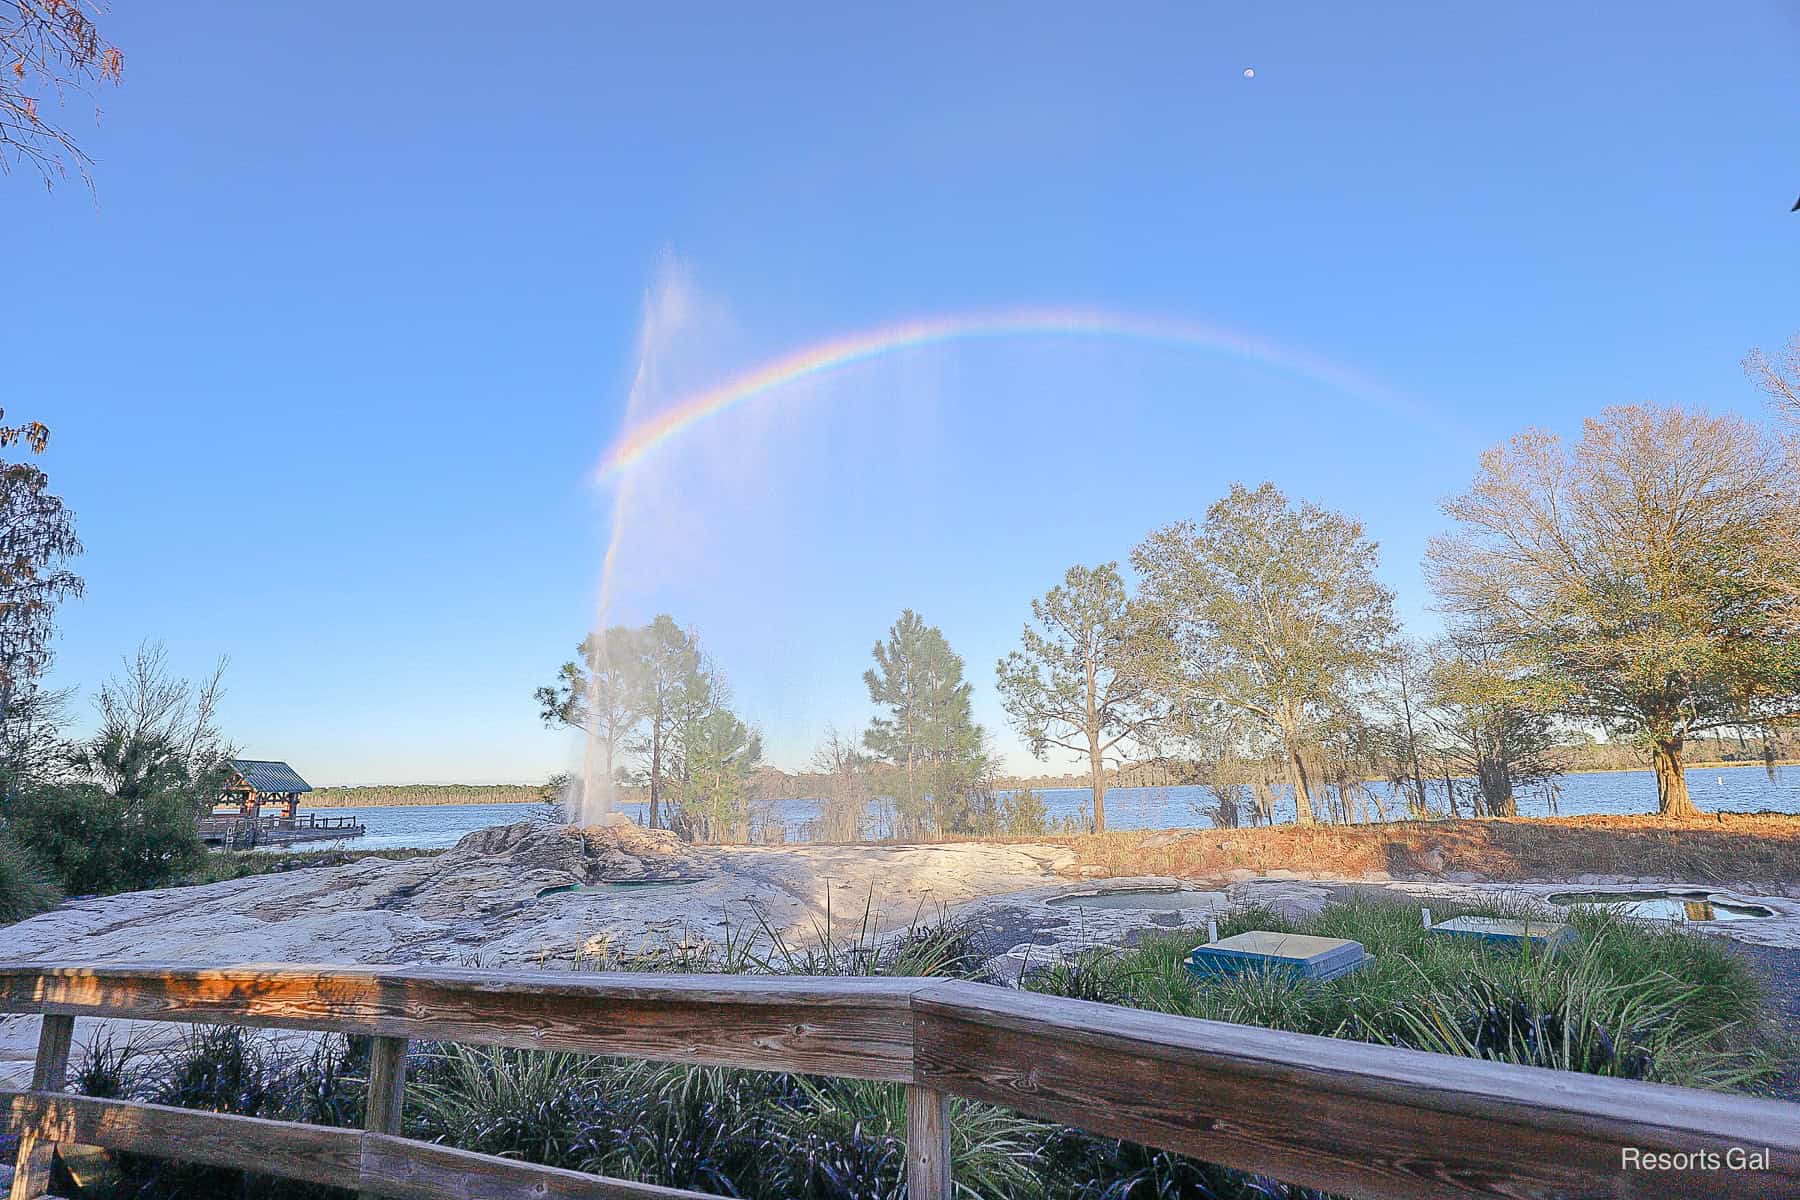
[3,781,203,895]
[0,829,60,922]
[149,1027,280,1116]
[70,1029,363,1200]
[1042,1130,1329,1199]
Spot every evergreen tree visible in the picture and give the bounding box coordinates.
[630,615,703,830]
[0,411,82,797]
[535,625,645,806]
[673,704,764,843]
[862,610,987,838]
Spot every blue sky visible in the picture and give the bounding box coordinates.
[11,3,1798,784]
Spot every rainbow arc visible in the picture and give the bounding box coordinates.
[595,308,1405,482]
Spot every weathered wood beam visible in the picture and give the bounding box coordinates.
[903,1083,951,1200]
[0,1091,361,1190]
[6,1014,73,1200]
[359,1133,715,1199]
[0,1093,716,1200]
[360,1035,409,1200]
[0,964,931,1081]
[912,980,1800,1200]
[365,1036,408,1135]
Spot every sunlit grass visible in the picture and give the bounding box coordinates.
[1026,894,1788,1091]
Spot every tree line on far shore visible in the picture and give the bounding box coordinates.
[547,337,1800,838]
[307,783,548,808]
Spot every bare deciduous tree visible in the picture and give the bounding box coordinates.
[1744,333,1800,431]
[76,641,233,803]
[810,725,869,842]
[1428,404,1800,817]
[1376,641,1435,817]
[2,1,123,188]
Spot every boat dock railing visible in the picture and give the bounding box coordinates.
[196,813,366,848]
[0,962,1794,1199]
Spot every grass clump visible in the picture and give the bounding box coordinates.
[1027,895,1786,1092]
[65,1029,367,1199]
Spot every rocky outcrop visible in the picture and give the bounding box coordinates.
[0,821,1079,974]
[0,821,1083,1084]
[434,821,708,886]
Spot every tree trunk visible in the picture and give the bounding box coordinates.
[1401,700,1428,818]
[1089,742,1107,835]
[1496,739,1517,818]
[649,726,662,830]
[1286,741,1315,825]
[1086,656,1105,834]
[1652,735,1700,817]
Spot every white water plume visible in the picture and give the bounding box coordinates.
[575,261,743,825]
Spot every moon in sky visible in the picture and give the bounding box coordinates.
[1243,68,1256,79]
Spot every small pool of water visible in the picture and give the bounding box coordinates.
[536,879,700,899]
[1046,889,1217,912]
[1548,889,1776,922]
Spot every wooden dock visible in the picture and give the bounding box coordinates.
[0,961,1795,1199]
[196,812,365,849]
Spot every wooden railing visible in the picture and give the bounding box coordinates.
[0,963,1794,1200]
[197,814,366,849]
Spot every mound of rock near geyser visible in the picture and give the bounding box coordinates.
[442,820,711,885]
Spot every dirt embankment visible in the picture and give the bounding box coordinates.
[1003,814,1800,886]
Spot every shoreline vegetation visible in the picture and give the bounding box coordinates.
[305,751,1799,810]
[183,815,1800,892]
[1039,813,1800,888]
[306,783,547,808]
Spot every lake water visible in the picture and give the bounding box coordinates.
[285,766,1799,853]
[266,802,550,852]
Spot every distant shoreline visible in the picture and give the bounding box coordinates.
[306,797,542,809]
[1563,760,1798,775]
[305,785,543,809]
[298,761,1796,811]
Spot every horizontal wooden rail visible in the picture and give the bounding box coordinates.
[0,1092,706,1199]
[912,980,1800,1200]
[0,963,928,1081]
[0,962,1795,1200]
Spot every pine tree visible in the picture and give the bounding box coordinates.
[863,610,987,838]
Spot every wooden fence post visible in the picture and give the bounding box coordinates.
[358,1036,408,1200]
[904,1083,951,1200]
[9,1014,75,1200]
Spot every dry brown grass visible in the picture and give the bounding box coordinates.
[986,814,1800,885]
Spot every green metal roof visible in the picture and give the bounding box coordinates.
[230,759,313,794]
